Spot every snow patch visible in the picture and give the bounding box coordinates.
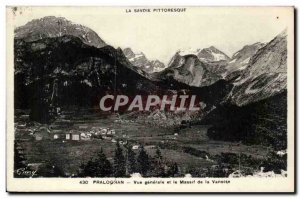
[241,57,251,64]
[238,65,248,71]
[233,76,250,86]
[229,58,237,64]
[178,48,201,56]
[135,53,144,58]
[153,67,165,72]
[233,51,240,57]
[211,51,227,61]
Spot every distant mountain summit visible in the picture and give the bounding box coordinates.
[158,46,231,87]
[15,16,106,48]
[159,52,220,87]
[198,46,230,62]
[123,48,165,73]
[225,42,265,79]
[176,46,230,63]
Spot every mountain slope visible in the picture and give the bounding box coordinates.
[200,30,288,150]
[229,30,287,106]
[14,35,158,123]
[15,16,106,48]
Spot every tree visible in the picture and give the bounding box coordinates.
[113,142,126,177]
[137,145,150,176]
[153,147,165,177]
[14,141,26,170]
[167,163,179,177]
[126,144,136,174]
[14,141,27,177]
[154,147,163,163]
[81,148,113,177]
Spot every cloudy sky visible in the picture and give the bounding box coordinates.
[10,6,292,64]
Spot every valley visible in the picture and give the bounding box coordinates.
[15,109,282,177]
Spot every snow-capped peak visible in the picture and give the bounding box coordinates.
[198,46,230,62]
[123,48,166,73]
[177,48,201,56]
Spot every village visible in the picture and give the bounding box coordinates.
[14,110,158,151]
[16,120,139,148]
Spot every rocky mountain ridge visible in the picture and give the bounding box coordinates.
[123,48,166,73]
[15,16,106,48]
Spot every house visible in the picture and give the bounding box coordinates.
[52,130,65,140]
[119,141,127,145]
[72,133,80,141]
[80,132,91,141]
[109,129,116,135]
[92,127,102,133]
[229,170,242,178]
[66,134,71,140]
[102,136,112,140]
[53,134,59,139]
[65,130,81,141]
[100,128,108,135]
[132,145,140,150]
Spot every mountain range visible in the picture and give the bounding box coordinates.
[14,16,288,150]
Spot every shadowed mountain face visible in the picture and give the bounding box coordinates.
[14,36,159,123]
[200,91,287,150]
[15,16,106,48]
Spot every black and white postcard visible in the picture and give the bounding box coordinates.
[6,6,295,192]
